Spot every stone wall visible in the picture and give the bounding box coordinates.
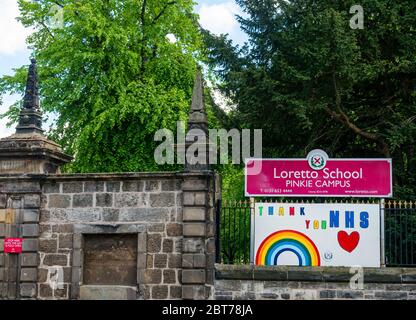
[0,172,219,300]
[0,177,42,299]
[215,265,416,300]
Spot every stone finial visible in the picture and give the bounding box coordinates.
[23,58,40,111]
[0,58,73,174]
[185,68,211,171]
[190,69,205,112]
[15,58,43,135]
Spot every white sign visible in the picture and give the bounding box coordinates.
[254,203,380,267]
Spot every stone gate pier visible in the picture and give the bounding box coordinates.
[0,60,220,300]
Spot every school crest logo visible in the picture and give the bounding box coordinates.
[307,149,329,170]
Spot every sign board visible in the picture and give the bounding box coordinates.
[4,238,23,254]
[245,150,392,197]
[254,203,380,267]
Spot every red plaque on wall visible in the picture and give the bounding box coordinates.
[4,238,23,254]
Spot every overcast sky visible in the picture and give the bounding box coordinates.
[0,0,247,138]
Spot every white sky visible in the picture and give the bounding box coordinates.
[0,0,247,138]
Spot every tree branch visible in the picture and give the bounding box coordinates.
[326,71,391,157]
[151,1,176,25]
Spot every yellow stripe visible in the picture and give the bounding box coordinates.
[258,231,319,266]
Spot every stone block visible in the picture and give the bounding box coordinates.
[170,285,182,299]
[147,233,162,253]
[336,290,364,299]
[182,254,206,268]
[161,180,181,191]
[182,179,207,191]
[84,181,104,192]
[23,209,39,223]
[22,224,39,237]
[137,253,146,270]
[137,233,147,253]
[38,283,53,298]
[141,269,162,284]
[154,254,167,268]
[183,238,204,253]
[62,182,83,193]
[150,193,175,207]
[43,254,67,266]
[21,253,38,267]
[151,285,168,299]
[168,254,182,268]
[0,223,4,237]
[80,285,137,300]
[114,193,140,207]
[0,253,4,266]
[183,223,205,237]
[20,268,38,282]
[39,239,58,253]
[182,285,206,300]
[183,207,206,221]
[163,270,176,284]
[166,223,183,236]
[59,234,73,249]
[184,192,207,206]
[162,239,173,253]
[24,194,40,208]
[20,283,37,298]
[182,269,206,284]
[96,193,113,207]
[105,181,120,192]
[374,291,408,300]
[0,194,6,209]
[148,223,165,232]
[101,208,119,221]
[119,208,168,222]
[122,181,144,192]
[48,194,70,208]
[43,182,60,194]
[73,194,93,207]
[319,290,336,299]
[22,239,39,252]
[145,181,160,192]
[51,224,73,233]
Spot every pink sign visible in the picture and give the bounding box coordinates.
[4,238,23,254]
[245,151,392,197]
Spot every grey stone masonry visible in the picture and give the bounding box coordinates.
[1,171,219,300]
[214,265,416,300]
[181,173,220,300]
[0,177,42,299]
[37,173,188,300]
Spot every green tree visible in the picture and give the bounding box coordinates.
[1,0,203,172]
[203,0,416,198]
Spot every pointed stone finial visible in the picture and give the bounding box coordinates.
[15,58,43,135]
[23,58,40,111]
[185,68,211,171]
[188,67,208,129]
[190,68,205,112]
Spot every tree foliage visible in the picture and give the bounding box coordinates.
[203,0,416,198]
[0,0,203,172]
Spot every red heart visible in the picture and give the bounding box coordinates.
[337,231,360,253]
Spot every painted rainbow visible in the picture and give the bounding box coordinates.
[255,230,321,266]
